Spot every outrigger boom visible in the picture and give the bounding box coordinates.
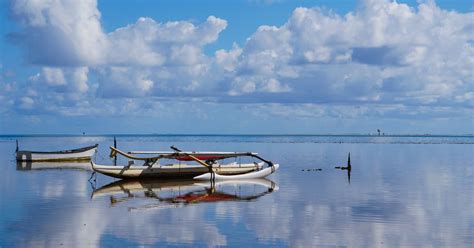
[129,150,258,156]
[109,146,274,167]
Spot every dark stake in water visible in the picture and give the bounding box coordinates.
[335,153,352,184]
[1,135,473,247]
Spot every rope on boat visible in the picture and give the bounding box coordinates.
[144,158,158,167]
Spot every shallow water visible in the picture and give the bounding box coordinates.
[1,135,473,247]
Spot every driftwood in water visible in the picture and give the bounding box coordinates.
[301,168,323,172]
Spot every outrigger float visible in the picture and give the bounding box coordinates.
[91,146,279,180]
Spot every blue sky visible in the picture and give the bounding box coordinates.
[1,0,473,134]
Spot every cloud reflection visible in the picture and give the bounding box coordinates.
[2,141,473,247]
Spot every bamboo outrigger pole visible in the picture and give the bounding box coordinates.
[170,146,213,171]
[109,146,175,167]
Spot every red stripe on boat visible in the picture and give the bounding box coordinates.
[176,155,227,161]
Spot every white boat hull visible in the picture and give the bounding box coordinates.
[92,162,264,179]
[16,145,98,162]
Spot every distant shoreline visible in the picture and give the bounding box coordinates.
[1,134,473,138]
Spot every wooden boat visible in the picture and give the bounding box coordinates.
[91,161,264,179]
[91,145,279,180]
[91,178,278,210]
[16,144,98,162]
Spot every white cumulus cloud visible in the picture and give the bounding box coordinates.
[10,0,107,66]
[226,1,474,107]
[5,0,473,123]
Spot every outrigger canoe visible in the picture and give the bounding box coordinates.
[16,144,98,162]
[91,146,279,180]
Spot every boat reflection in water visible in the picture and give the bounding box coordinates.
[92,179,278,211]
[16,161,92,171]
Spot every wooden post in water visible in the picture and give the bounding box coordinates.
[347,152,351,170]
[15,140,19,152]
[347,152,351,184]
[113,136,117,166]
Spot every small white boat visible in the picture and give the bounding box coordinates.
[16,144,98,162]
[91,146,279,180]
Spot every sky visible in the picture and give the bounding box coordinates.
[0,0,473,135]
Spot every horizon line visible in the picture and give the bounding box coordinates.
[1,133,473,137]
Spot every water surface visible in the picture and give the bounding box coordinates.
[1,135,473,247]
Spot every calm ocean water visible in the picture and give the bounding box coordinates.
[0,135,473,247]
